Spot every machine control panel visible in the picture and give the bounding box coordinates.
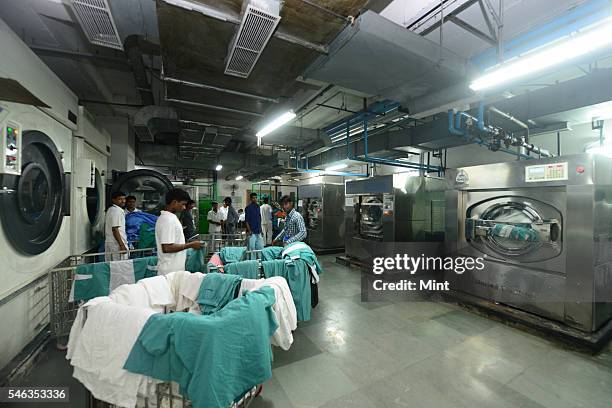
[383,194,394,216]
[2,120,22,176]
[525,162,568,183]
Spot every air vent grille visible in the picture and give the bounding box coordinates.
[70,0,123,50]
[225,5,281,78]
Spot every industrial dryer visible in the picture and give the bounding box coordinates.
[298,183,345,252]
[71,106,111,255]
[110,169,174,214]
[0,18,79,369]
[345,174,446,264]
[445,154,612,338]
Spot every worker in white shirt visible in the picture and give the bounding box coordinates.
[218,201,228,233]
[105,191,129,261]
[260,197,273,245]
[207,201,224,252]
[156,188,202,275]
[125,195,141,214]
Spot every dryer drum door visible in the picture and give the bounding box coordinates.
[466,197,562,263]
[359,195,384,241]
[0,131,65,255]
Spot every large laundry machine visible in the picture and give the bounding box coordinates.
[110,169,173,214]
[345,174,446,264]
[298,183,345,252]
[445,154,612,336]
[0,18,79,370]
[71,107,111,255]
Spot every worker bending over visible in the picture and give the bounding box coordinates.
[273,195,307,246]
[156,188,202,275]
[105,191,129,261]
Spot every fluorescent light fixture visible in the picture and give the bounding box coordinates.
[215,164,223,171]
[235,175,244,181]
[470,19,612,91]
[325,163,348,172]
[256,110,296,137]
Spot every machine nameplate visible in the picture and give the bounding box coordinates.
[525,162,568,182]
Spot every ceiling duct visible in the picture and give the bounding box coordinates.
[133,106,178,142]
[224,0,282,79]
[69,0,123,50]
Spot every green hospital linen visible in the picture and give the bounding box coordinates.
[219,246,247,264]
[282,242,324,275]
[138,223,156,249]
[73,256,159,302]
[262,259,311,321]
[261,246,283,261]
[224,260,260,279]
[197,273,243,315]
[124,287,278,408]
[185,248,207,272]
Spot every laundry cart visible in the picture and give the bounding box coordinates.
[197,233,247,258]
[49,248,156,342]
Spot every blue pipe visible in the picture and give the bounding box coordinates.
[448,110,531,159]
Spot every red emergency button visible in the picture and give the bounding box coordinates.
[576,166,585,174]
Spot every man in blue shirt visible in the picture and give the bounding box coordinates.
[245,193,264,251]
[273,195,307,246]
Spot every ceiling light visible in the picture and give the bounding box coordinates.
[470,19,612,91]
[256,110,296,137]
[235,175,244,181]
[215,164,223,171]
[325,163,348,172]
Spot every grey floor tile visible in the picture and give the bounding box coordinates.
[432,309,497,336]
[318,388,383,408]
[251,377,296,408]
[272,329,323,369]
[507,349,612,408]
[363,353,512,408]
[401,319,468,351]
[273,353,359,408]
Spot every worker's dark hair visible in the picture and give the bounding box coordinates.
[250,192,258,199]
[224,197,232,205]
[165,188,190,205]
[187,199,195,205]
[126,195,137,201]
[280,195,294,205]
[111,191,126,199]
[211,201,218,206]
[263,197,269,204]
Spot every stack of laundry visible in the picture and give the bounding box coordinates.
[67,269,297,408]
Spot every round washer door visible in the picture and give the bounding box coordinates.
[0,131,65,255]
[110,169,173,213]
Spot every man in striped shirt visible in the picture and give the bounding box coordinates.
[273,195,307,246]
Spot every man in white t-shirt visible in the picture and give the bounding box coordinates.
[207,202,223,234]
[155,188,202,275]
[260,197,273,245]
[105,191,129,261]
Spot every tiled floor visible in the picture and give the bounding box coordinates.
[252,255,612,408]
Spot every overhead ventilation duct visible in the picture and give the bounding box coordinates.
[69,0,123,50]
[133,106,178,142]
[224,0,282,78]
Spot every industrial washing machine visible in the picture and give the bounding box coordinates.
[298,183,345,252]
[445,154,612,339]
[0,18,79,369]
[71,107,111,255]
[345,174,446,264]
[110,169,174,214]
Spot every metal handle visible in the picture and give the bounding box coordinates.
[0,187,15,194]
